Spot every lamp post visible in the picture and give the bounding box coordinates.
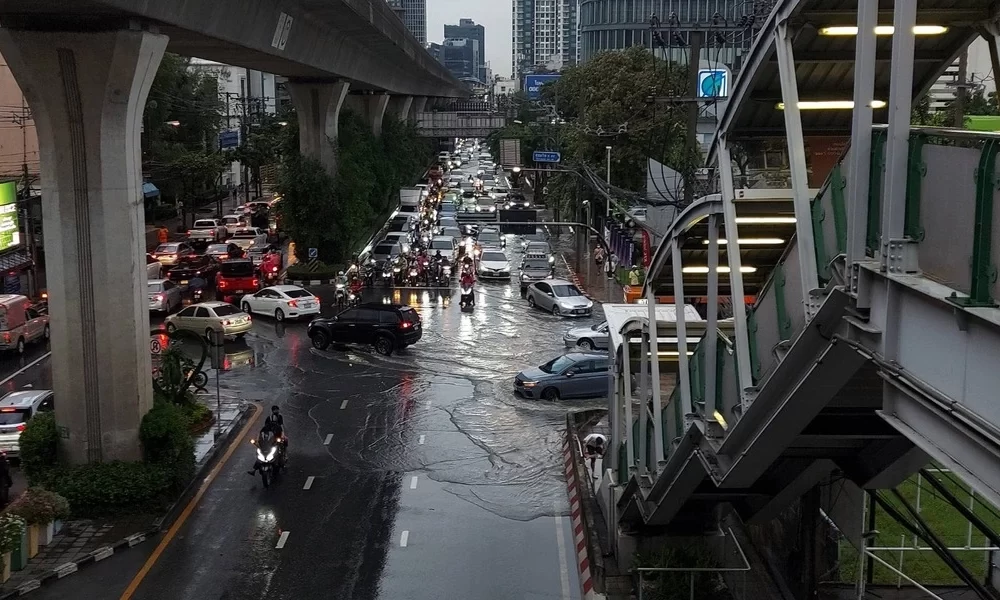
[605,145,612,218]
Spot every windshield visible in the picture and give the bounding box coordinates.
[539,355,577,374]
[193,221,216,227]
[430,239,453,250]
[592,321,608,331]
[213,305,241,317]
[284,289,313,298]
[523,259,550,270]
[219,262,254,276]
[147,282,163,292]
[552,284,583,297]
[206,244,229,254]
[482,252,506,262]
[0,409,28,426]
[233,231,257,238]
[373,244,398,256]
[155,244,179,253]
[479,231,500,242]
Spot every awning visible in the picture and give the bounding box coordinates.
[0,249,32,273]
[142,182,160,198]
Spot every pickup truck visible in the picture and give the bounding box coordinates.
[215,259,259,303]
[188,219,227,242]
[230,228,268,253]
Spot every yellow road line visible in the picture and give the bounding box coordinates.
[119,403,261,600]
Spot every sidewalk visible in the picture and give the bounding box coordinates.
[144,193,246,251]
[554,233,625,304]
[0,393,249,597]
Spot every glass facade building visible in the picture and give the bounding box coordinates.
[398,0,427,44]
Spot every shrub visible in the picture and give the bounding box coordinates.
[182,402,213,431]
[42,462,173,517]
[286,262,338,280]
[0,513,24,553]
[19,412,59,484]
[5,487,70,525]
[140,402,195,489]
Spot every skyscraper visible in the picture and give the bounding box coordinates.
[444,19,486,82]
[512,0,579,81]
[393,0,426,44]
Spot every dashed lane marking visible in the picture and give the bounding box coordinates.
[0,351,51,386]
[276,531,290,549]
[400,530,409,547]
[324,434,333,445]
[409,476,418,490]
[303,476,315,490]
[340,400,349,409]
[418,435,425,445]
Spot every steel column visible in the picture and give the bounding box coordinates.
[879,0,917,261]
[672,240,693,417]
[638,330,648,474]
[609,343,620,477]
[774,22,821,300]
[647,284,665,471]
[624,336,636,475]
[717,139,753,406]
[987,31,1000,102]
[705,215,719,420]
[846,0,878,266]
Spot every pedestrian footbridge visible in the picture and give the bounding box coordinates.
[602,0,1000,592]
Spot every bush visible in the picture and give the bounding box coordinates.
[182,402,213,431]
[41,462,174,517]
[19,412,59,484]
[5,487,70,525]
[286,262,338,280]
[0,514,24,553]
[140,402,195,490]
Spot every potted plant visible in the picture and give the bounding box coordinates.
[5,488,70,556]
[0,513,26,577]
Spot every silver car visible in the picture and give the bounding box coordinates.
[148,279,182,314]
[526,279,593,317]
[563,321,610,350]
[0,390,54,456]
[165,301,252,339]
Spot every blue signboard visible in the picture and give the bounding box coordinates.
[219,130,240,149]
[697,69,729,98]
[532,151,561,163]
[524,74,561,100]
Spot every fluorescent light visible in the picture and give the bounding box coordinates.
[735,217,797,224]
[819,25,948,36]
[713,410,728,430]
[656,351,695,357]
[702,238,785,245]
[776,100,886,110]
[682,266,757,274]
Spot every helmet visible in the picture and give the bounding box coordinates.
[271,405,280,413]
[338,271,345,276]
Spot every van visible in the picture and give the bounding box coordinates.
[0,390,54,456]
[0,295,49,354]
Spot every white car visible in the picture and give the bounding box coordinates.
[526,279,593,318]
[221,214,247,235]
[477,250,511,279]
[148,279,182,313]
[241,285,320,321]
[165,302,252,339]
[429,236,458,263]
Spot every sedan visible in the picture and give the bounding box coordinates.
[526,279,593,317]
[241,285,320,321]
[151,242,195,267]
[165,302,252,339]
[477,250,511,279]
[563,321,610,350]
[206,243,244,262]
[148,279,182,313]
[513,352,610,400]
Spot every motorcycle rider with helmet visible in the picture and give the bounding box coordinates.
[248,405,287,475]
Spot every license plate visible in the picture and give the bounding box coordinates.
[180,280,189,285]
[234,290,245,294]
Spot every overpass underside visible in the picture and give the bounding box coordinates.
[412,112,507,139]
[602,0,1000,596]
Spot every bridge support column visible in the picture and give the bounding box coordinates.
[386,95,412,122]
[345,92,389,137]
[0,28,167,463]
[411,96,428,120]
[287,80,350,177]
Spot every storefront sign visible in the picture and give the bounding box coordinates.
[641,230,651,267]
[0,182,19,253]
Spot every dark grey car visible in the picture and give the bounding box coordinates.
[513,352,609,400]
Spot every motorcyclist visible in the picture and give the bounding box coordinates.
[187,274,208,301]
[247,407,285,475]
[335,270,348,286]
[460,269,475,289]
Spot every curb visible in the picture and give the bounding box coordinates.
[0,403,258,599]
[563,436,602,600]
[561,255,623,304]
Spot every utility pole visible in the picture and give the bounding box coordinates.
[19,96,37,297]
[953,48,969,128]
[684,31,702,205]
[241,69,250,204]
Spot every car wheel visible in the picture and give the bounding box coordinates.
[205,327,215,340]
[310,331,330,350]
[552,305,561,317]
[541,387,559,401]
[16,338,24,354]
[166,323,177,334]
[374,335,394,356]
[242,302,252,314]
[275,308,285,322]
[578,338,594,350]
[235,333,246,341]
[527,295,536,308]
[43,325,50,340]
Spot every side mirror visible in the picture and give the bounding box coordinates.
[565,370,576,377]
[546,292,554,297]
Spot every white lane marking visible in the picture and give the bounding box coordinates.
[426,400,432,407]
[323,434,333,445]
[409,476,418,490]
[554,513,572,600]
[400,530,409,547]
[276,531,290,549]
[418,435,425,445]
[303,476,315,490]
[0,351,51,386]
[340,400,349,409]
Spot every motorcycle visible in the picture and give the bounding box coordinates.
[347,280,364,307]
[459,284,475,309]
[251,434,286,489]
[334,281,348,307]
[405,265,421,287]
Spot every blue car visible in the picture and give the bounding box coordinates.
[513,352,609,400]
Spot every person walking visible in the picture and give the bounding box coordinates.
[157,225,169,245]
[628,265,642,287]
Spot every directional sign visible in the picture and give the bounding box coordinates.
[532,151,561,164]
[308,247,318,259]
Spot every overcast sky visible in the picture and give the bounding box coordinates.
[427,0,512,79]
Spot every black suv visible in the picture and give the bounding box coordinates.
[308,303,422,356]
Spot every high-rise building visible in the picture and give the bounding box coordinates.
[512,0,579,81]
[444,19,486,82]
[442,38,480,82]
[395,0,426,44]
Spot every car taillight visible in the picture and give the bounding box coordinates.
[154,294,164,301]
[288,300,298,308]
[400,321,412,329]
[16,424,25,432]
[271,266,278,273]
[2,333,9,342]
[218,280,227,288]
[223,319,232,326]
[253,278,260,287]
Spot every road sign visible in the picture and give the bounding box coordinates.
[219,130,239,149]
[308,247,318,259]
[698,69,729,98]
[532,151,561,164]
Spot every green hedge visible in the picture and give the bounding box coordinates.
[140,402,196,490]
[19,412,58,482]
[41,462,174,516]
[286,262,338,281]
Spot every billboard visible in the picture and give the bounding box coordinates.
[697,68,729,98]
[0,182,20,253]
[524,74,560,100]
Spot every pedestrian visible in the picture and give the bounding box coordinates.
[157,226,169,245]
[628,265,642,287]
[594,245,605,265]
[583,433,607,473]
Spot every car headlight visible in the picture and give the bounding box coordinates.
[522,381,537,387]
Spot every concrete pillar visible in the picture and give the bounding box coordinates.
[412,96,428,118]
[345,92,390,136]
[0,28,167,463]
[386,95,413,122]
[287,80,350,177]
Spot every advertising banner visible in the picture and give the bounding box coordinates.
[0,182,20,253]
[523,74,561,100]
[641,229,651,267]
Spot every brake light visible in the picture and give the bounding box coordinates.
[16,424,25,432]
[218,280,227,288]
[253,278,260,287]
[399,321,412,329]
[2,333,9,342]
[288,300,298,308]
[154,294,164,301]
[272,266,278,273]
[0,408,15,413]
[223,319,232,326]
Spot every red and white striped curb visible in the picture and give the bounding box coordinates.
[561,255,597,302]
[564,438,599,599]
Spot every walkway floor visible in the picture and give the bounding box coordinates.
[553,233,625,305]
[0,391,246,594]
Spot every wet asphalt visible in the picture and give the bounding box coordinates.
[20,227,602,598]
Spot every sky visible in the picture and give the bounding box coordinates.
[426,0,512,79]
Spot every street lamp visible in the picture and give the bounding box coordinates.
[605,146,612,217]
